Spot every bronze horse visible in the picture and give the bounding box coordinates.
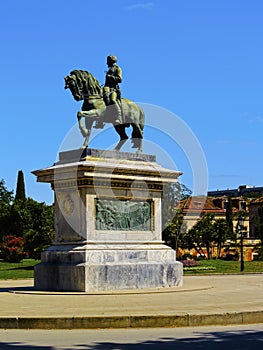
[64,70,144,153]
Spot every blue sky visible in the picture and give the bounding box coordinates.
[0,0,263,204]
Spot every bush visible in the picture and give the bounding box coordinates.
[196,254,207,261]
[0,235,28,262]
[181,259,202,267]
[220,252,239,261]
[180,253,197,261]
[256,246,263,261]
[24,229,52,260]
[184,266,216,272]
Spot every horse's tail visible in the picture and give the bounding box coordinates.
[139,107,145,135]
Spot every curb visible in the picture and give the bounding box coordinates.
[0,311,263,329]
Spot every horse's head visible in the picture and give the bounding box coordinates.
[64,72,83,101]
[64,70,102,102]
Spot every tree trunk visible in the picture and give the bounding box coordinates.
[206,243,211,259]
[217,242,222,259]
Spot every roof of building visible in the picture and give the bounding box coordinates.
[180,196,243,214]
[249,196,263,205]
[208,185,263,197]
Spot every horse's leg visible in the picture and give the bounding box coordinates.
[136,139,142,154]
[131,124,143,153]
[77,111,89,137]
[77,111,94,149]
[115,139,128,151]
[132,137,142,154]
[81,128,91,149]
[114,125,129,151]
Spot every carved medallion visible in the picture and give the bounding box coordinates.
[58,193,74,217]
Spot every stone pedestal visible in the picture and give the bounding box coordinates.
[32,149,183,291]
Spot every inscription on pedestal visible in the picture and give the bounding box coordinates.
[95,199,153,231]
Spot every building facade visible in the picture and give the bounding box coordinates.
[179,193,261,261]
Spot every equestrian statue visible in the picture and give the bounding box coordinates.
[64,55,144,153]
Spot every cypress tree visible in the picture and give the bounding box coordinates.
[256,205,263,241]
[15,170,26,201]
[225,195,233,234]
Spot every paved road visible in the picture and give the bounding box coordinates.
[1,274,263,329]
[0,324,263,349]
[1,274,263,316]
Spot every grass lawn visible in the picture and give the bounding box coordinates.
[0,259,263,279]
[0,259,40,280]
[183,259,263,274]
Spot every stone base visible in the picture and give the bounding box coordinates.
[33,148,183,292]
[57,148,156,164]
[34,244,183,292]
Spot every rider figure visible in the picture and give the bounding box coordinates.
[103,55,122,125]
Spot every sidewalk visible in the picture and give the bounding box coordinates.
[0,274,263,329]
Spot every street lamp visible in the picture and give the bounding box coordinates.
[237,214,245,272]
[241,199,246,211]
[224,198,229,210]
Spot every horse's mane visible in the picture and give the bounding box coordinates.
[70,70,102,96]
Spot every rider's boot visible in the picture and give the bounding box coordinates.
[94,120,105,129]
[93,111,105,129]
[113,102,122,125]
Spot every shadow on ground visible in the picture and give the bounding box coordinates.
[8,266,35,271]
[0,329,262,349]
[0,287,34,293]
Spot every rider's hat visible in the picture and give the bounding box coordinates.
[107,55,117,63]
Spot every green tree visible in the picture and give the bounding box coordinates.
[23,198,54,259]
[213,218,233,258]
[0,179,13,205]
[0,179,13,239]
[3,170,29,239]
[255,205,263,240]
[4,199,31,237]
[185,213,216,259]
[225,196,233,235]
[15,170,26,201]
[197,213,216,259]
[162,182,180,231]
[2,197,54,259]
[183,224,207,258]
[180,184,192,200]
[163,209,187,257]
[0,174,54,260]
[253,205,263,259]
[162,182,191,231]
